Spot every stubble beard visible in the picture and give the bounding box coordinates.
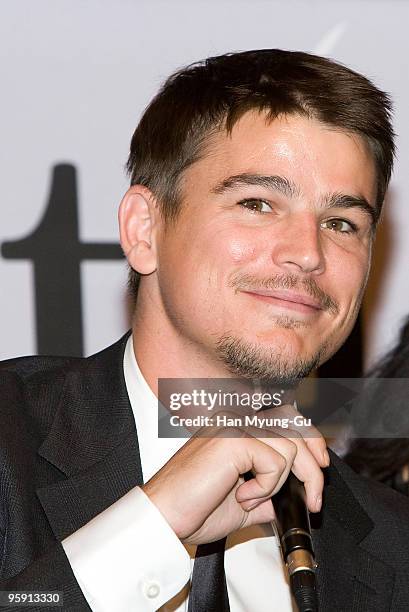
[215,324,329,387]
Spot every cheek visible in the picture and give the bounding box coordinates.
[329,256,370,317]
[194,235,257,298]
[192,224,258,268]
[188,232,259,310]
[227,238,257,263]
[218,224,263,264]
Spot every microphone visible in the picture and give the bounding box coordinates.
[273,472,318,612]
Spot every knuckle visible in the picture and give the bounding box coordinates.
[272,451,287,473]
[284,438,298,458]
[288,428,302,440]
[307,426,323,439]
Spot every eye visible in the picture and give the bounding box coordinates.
[238,198,273,213]
[321,218,357,233]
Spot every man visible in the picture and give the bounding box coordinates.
[1,49,409,611]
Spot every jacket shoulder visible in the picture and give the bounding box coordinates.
[331,451,409,525]
[0,331,131,439]
[0,354,82,380]
[0,328,131,384]
[0,355,85,445]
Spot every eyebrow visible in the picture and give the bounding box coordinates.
[212,173,377,227]
[211,173,300,199]
[322,192,378,226]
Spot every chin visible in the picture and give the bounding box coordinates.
[250,327,310,353]
[215,331,325,383]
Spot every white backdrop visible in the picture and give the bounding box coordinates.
[1,0,408,365]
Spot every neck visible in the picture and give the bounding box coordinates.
[131,293,235,397]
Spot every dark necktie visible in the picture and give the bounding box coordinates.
[188,537,230,612]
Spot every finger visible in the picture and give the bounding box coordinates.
[245,498,276,525]
[235,438,288,505]
[288,436,325,513]
[211,405,327,469]
[232,427,299,503]
[260,403,329,467]
[282,423,329,469]
[217,420,323,513]
[303,435,330,468]
[240,493,275,512]
[252,426,324,513]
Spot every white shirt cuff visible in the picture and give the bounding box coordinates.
[62,487,191,611]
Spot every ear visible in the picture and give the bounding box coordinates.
[118,185,160,275]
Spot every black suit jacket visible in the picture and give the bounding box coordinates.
[1,332,409,611]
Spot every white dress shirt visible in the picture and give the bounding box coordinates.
[62,336,294,611]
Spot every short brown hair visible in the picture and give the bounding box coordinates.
[126,49,395,298]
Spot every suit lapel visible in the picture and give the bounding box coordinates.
[36,332,144,541]
[313,453,395,611]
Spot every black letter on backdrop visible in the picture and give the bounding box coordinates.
[1,164,124,356]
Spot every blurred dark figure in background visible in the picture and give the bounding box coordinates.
[346,315,409,495]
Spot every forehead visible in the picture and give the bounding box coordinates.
[182,111,378,204]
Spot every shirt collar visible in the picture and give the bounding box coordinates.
[123,334,186,481]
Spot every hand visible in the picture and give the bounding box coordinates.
[142,405,328,545]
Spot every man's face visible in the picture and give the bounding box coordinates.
[153,112,377,381]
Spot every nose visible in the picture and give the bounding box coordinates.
[272,212,325,275]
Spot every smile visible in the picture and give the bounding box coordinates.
[241,289,323,314]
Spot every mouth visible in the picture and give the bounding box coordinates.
[241,289,324,314]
